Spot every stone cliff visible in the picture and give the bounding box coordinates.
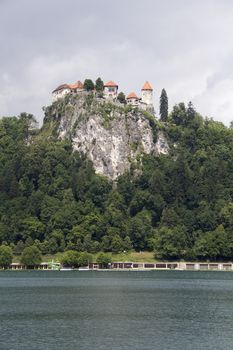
[43,92,169,180]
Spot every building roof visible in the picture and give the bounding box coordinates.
[104,80,118,88]
[141,81,153,90]
[52,84,70,93]
[126,92,139,99]
[69,80,83,89]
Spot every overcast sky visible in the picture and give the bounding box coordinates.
[1,0,233,125]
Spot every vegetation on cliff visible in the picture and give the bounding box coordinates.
[1,101,233,261]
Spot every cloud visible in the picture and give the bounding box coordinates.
[1,0,233,125]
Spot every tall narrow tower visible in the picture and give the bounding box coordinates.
[141,81,153,105]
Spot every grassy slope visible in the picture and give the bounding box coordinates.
[13,251,155,264]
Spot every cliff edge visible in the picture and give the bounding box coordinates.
[43,92,169,180]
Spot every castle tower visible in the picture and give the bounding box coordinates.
[126,92,140,106]
[104,81,118,100]
[141,81,153,105]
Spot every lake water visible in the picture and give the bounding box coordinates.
[0,270,233,350]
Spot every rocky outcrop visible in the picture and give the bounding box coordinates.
[45,92,169,180]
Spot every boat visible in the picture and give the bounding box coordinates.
[47,260,61,270]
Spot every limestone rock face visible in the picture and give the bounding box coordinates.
[47,92,169,180]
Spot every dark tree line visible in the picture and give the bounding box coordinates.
[1,104,233,261]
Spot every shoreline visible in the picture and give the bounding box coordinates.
[2,261,233,272]
[1,268,233,273]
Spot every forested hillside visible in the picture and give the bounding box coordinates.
[1,102,233,261]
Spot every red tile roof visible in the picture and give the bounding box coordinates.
[141,81,153,90]
[52,84,70,93]
[104,80,118,87]
[126,92,138,99]
[69,80,83,89]
[53,80,83,93]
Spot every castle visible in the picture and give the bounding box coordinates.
[52,80,155,113]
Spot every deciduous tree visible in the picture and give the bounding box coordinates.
[117,92,126,104]
[20,246,42,267]
[83,79,95,91]
[0,245,13,268]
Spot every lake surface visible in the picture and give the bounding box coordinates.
[0,270,233,350]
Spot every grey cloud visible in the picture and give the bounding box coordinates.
[1,0,233,124]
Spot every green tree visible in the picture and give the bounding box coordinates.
[193,225,229,261]
[46,230,65,254]
[128,210,153,251]
[60,250,79,267]
[123,236,132,251]
[14,241,25,255]
[60,251,93,267]
[78,252,93,267]
[19,217,45,241]
[153,226,187,260]
[95,77,104,93]
[18,112,38,141]
[83,79,95,91]
[187,101,196,122]
[159,88,168,121]
[20,246,42,267]
[96,253,112,268]
[111,234,124,253]
[0,223,10,243]
[117,92,126,104]
[170,102,186,125]
[0,245,13,268]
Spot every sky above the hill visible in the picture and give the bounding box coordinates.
[1,0,233,125]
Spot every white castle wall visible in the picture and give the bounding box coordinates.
[104,86,118,100]
[52,88,71,102]
[141,90,153,105]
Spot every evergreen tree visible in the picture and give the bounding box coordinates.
[95,77,104,93]
[159,89,168,121]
